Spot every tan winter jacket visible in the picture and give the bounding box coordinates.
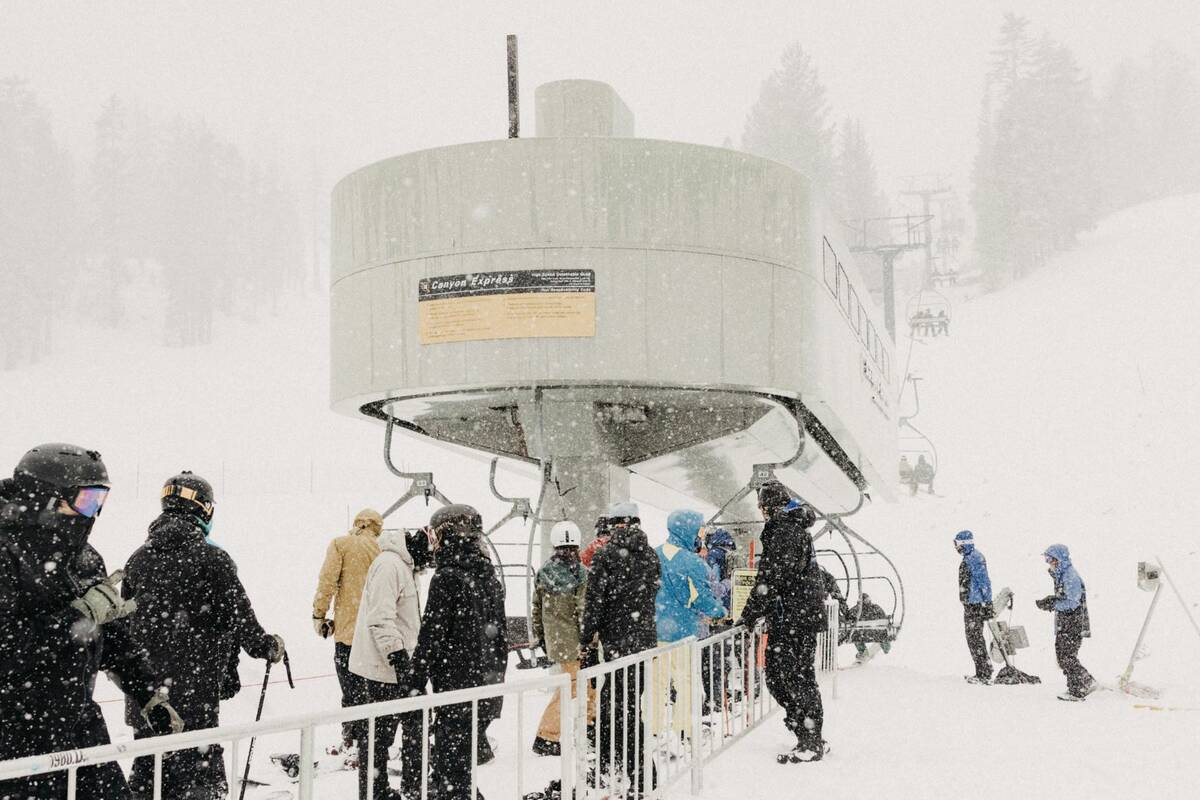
[349,531,421,684]
[312,508,383,645]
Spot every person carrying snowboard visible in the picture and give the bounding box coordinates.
[955,530,994,685]
[1036,544,1097,701]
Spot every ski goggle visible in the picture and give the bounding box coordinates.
[67,486,110,518]
[161,484,215,517]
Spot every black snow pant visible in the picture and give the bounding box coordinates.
[336,642,370,745]
[1055,614,1095,697]
[963,604,993,680]
[357,678,425,800]
[0,703,132,800]
[596,661,656,796]
[130,698,226,800]
[763,630,823,751]
[428,698,481,800]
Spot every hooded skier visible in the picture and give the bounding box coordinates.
[122,471,284,800]
[349,529,424,799]
[313,507,384,750]
[653,510,726,738]
[954,530,994,684]
[1036,544,1097,701]
[0,444,178,800]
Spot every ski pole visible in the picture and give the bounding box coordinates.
[238,660,273,800]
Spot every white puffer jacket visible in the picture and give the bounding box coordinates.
[349,531,421,684]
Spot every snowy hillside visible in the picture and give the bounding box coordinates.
[695,194,1200,799]
[2,195,1199,798]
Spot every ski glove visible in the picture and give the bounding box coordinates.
[1035,596,1055,611]
[141,691,185,735]
[265,633,286,663]
[71,570,137,626]
[313,617,334,639]
[388,649,411,685]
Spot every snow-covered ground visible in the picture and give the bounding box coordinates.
[2,195,1199,798]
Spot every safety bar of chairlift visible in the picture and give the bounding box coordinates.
[380,405,453,518]
[0,673,576,800]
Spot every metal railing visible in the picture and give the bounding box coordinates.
[0,621,844,798]
[0,673,573,800]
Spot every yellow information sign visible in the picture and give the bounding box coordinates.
[730,568,759,623]
[418,269,596,344]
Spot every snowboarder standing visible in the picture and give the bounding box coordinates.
[312,507,384,750]
[122,471,285,800]
[349,528,426,799]
[0,444,179,800]
[530,521,593,757]
[1036,544,1096,701]
[579,502,661,793]
[409,504,507,800]
[955,530,994,684]
[737,482,828,763]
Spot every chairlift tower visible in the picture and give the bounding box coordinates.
[898,175,952,286]
[843,215,931,340]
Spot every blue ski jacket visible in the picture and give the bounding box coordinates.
[1045,544,1084,612]
[655,510,727,642]
[958,543,993,606]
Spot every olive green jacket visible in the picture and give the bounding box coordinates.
[532,557,588,664]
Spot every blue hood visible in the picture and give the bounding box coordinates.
[1044,543,1072,575]
[667,509,704,550]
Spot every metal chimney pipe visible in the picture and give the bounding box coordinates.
[507,34,519,138]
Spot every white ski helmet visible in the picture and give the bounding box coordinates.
[550,520,582,548]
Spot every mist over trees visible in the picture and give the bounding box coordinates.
[972,13,1200,287]
[0,86,304,368]
[741,43,888,226]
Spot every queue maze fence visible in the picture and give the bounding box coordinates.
[0,618,846,799]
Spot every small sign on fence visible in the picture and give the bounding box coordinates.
[730,568,758,622]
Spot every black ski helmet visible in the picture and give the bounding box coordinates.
[756,481,792,516]
[161,471,215,523]
[430,503,483,537]
[14,443,109,491]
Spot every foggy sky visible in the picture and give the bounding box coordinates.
[2,0,1197,203]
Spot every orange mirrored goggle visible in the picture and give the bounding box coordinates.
[161,484,214,516]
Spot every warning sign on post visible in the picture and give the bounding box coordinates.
[730,568,759,623]
[418,269,596,344]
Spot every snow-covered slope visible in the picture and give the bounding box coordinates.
[2,195,1198,798]
[695,194,1200,799]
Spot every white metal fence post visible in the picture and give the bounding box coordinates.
[689,639,704,795]
[297,724,315,800]
[559,678,576,797]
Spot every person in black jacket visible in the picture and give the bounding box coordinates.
[0,444,179,800]
[409,504,507,800]
[579,502,661,794]
[737,483,828,763]
[122,472,284,800]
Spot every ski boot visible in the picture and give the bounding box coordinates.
[777,739,830,764]
[964,675,991,685]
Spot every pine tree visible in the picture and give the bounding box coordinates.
[0,79,77,368]
[834,117,888,225]
[742,43,835,192]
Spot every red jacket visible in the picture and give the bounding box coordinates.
[579,534,610,567]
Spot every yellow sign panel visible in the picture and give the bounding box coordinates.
[730,568,759,623]
[418,269,596,344]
